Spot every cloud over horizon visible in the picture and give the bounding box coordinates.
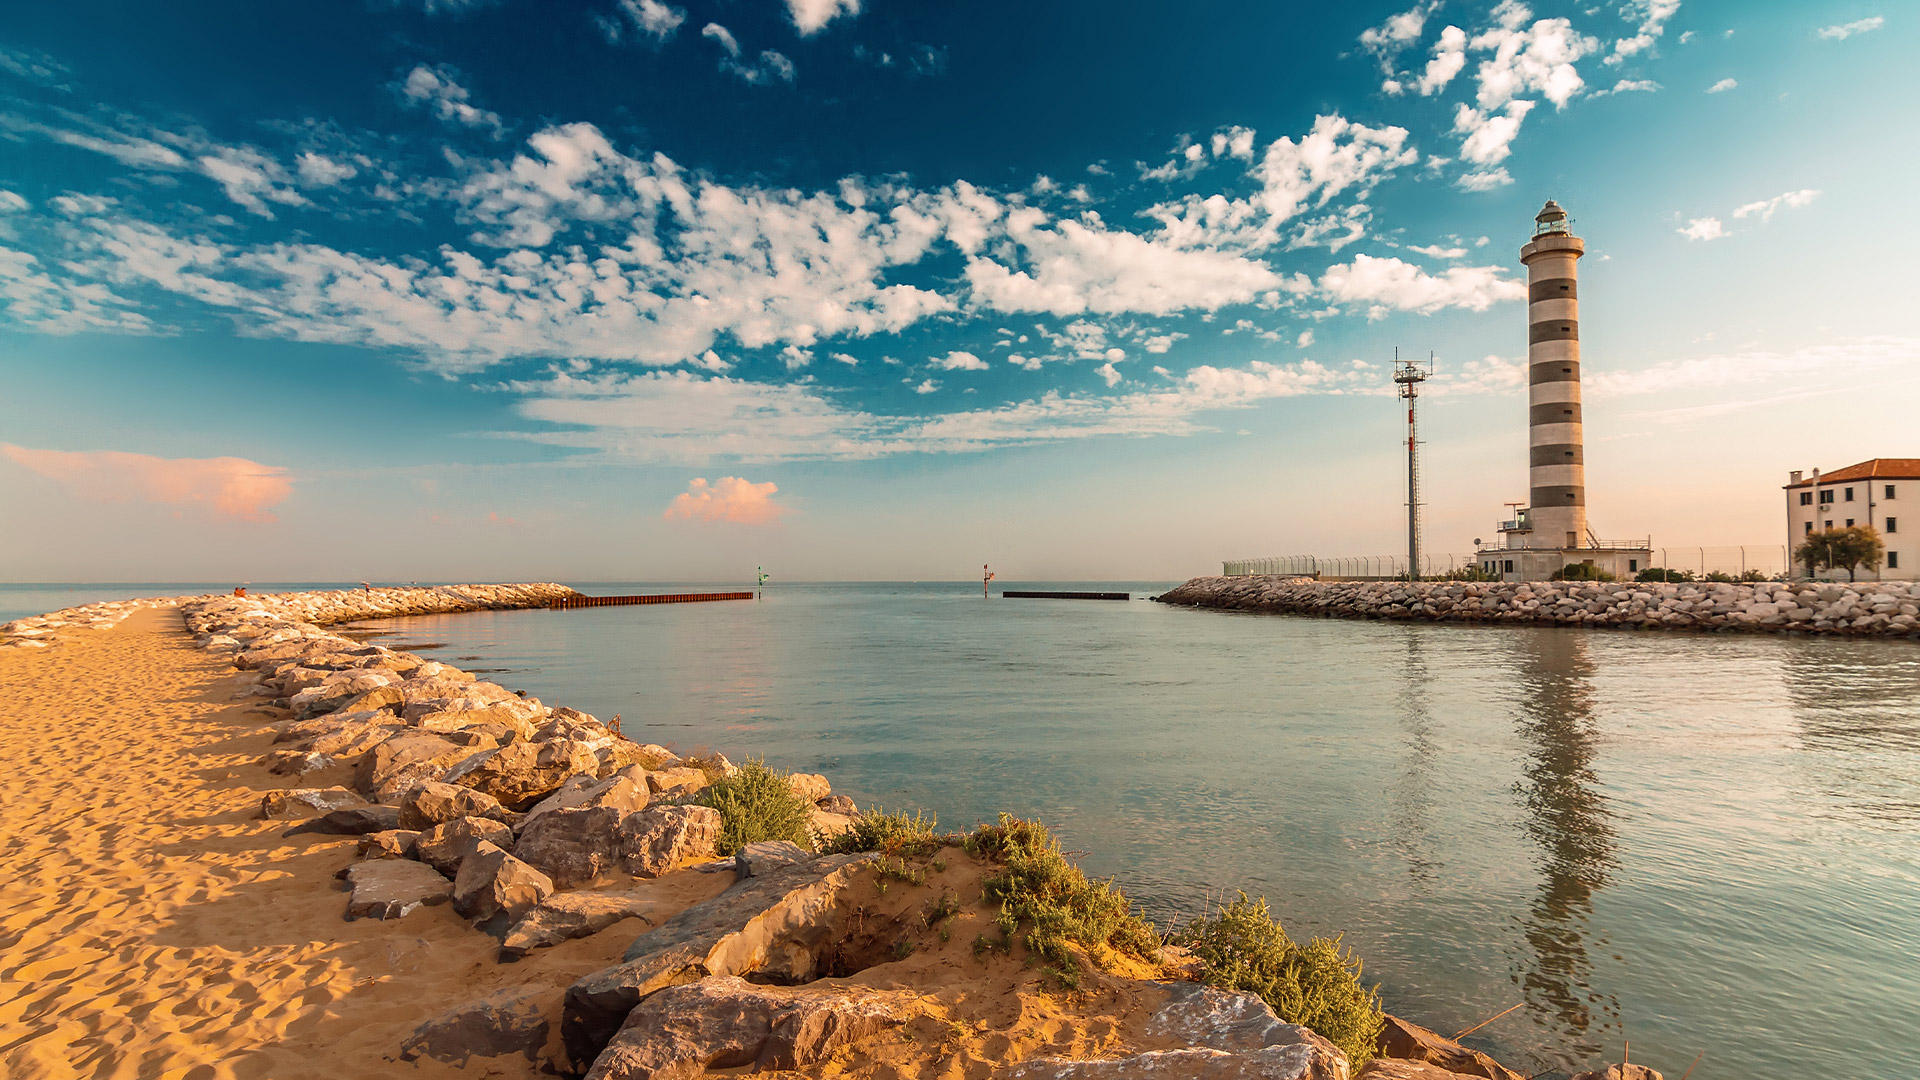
[662,475,791,524]
[0,444,294,522]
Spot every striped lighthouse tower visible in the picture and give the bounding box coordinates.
[1520,200,1586,551]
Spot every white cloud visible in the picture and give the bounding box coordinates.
[662,475,788,524]
[1141,332,1186,354]
[0,191,27,212]
[1317,254,1526,317]
[1817,17,1885,40]
[1470,4,1597,110]
[0,245,151,334]
[617,0,686,40]
[399,65,504,137]
[779,344,813,369]
[1095,362,1122,386]
[830,352,858,365]
[1733,189,1819,220]
[914,378,939,394]
[1706,77,1737,94]
[295,152,357,187]
[1453,100,1534,164]
[0,443,292,522]
[1677,216,1725,241]
[1359,4,1434,68]
[1607,0,1681,64]
[701,22,741,57]
[1429,353,1525,396]
[1406,243,1467,258]
[1296,330,1314,348]
[1414,25,1469,95]
[1457,167,1514,191]
[932,350,988,371]
[787,0,860,36]
[1589,338,1918,403]
[1596,78,1661,95]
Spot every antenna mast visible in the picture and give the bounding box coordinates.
[1392,349,1433,580]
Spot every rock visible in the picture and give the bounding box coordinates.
[400,987,551,1067]
[345,859,453,920]
[644,766,709,797]
[418,816,518,877]
[562,854,876,1068]
[358,829,421,859]
[1357,1062,1484,1079]
[353,733,487,802]
[513,806,633,890]
[283,806,402,836]
[1008,982,1352,1080]
[522,769,651,829]
[809,806,858,843]
[815,794,858,816]
[617,805,722,877]
[1375,1015,1527,1080]
[1009,1044,1349,1080]
[397,780,515,830]
[785,772,831,802]
[259,786,363,819]
[1569,1068,1662,1080]
[735,840,812,880]
[445,738,602,810]
[452,840,554,925]
[583,975,916,1080]
[502,889,662,958]
[261,748,334,776]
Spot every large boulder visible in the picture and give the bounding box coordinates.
[417,816,517,877]
[345,859,453,920]
[784,773,831,802]
[354,733,489,802]
[584,975,916,1080]
[445,738,602,810]
[1376,1016,1527,1080]
[644,767,708,797]
[259,786,363,819]
[562,854,874,1068]
[734,841,812,880]
[452,840,554,925]
[1008,983,1351,1080]
[617,805,722,877]
[521,768,651,829]
[283,806,401,836]
[1357,1064,1485,1079]
[502,889,663,959]
[397,780,515,831]
[291,669,399,718]
[399,987,551,1067]
[513,806,631,890]
[1569,1068,1663,1080]
[357,829,421,860]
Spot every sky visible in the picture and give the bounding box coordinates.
[0,0,1914,582]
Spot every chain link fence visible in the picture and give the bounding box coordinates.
[1224,545,1793,581]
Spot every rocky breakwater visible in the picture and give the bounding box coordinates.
[2,596,175,649]
[1156,575,1920,639]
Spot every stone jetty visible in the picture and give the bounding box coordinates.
[1156,576,1920,639]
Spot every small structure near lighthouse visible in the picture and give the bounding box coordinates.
[1477,201,1650,582]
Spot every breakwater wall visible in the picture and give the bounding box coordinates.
[1155,575,1920,639]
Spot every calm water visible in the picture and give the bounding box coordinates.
[13,582,1918,1077]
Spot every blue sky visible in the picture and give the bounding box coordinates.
[1,0,1914,581]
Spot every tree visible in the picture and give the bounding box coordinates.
[1797,526,1886,581]
[1831,525,1885,582]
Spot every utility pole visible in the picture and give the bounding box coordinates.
[1393,349,1432,581]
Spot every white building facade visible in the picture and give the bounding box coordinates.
[1785,459,1919,581]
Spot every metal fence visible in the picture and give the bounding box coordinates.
[1224,545,1793,581]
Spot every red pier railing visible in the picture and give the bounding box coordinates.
[548,592,754,609]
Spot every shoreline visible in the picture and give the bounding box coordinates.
[3,585,1655,1080]
[1154,575,1920,639]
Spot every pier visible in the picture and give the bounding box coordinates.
[547,592,753,609]
[1002,590,1131,601]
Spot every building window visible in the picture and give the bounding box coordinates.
[1799,491,1813,505]
[1845,487,1855,502]
[1891,552,1900,569]
[1820,490,1834,504]
[1846,519,1855,528]
[1889,517,1898,534]
[1889,485,1898,499]
[1504,560,1514,573]
[1825,520,1833,529]
[1629,559,1638,572]
[1805,521,1814,534]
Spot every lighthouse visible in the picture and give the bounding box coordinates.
[1522,200,1587,550]
[1477,201,1650,582]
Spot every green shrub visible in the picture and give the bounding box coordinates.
[1552,563,1616,582]
[1174,893,1384,1070]
[963,815,1159,985]
[819,807,944,857]
[1636,567,1693,583]
[1704,571,1736,583]
[696,759,814,855]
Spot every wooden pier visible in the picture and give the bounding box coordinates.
[1002,590,1131,601]
[548,592,753,609]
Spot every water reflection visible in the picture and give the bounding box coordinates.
[1780,643,1920,827]
[1509,630,1621,1065]
[1392,631,1442,885]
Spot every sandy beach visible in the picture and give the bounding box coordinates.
[0,607,690,1080]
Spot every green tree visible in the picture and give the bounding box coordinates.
[1831,525,1885,581]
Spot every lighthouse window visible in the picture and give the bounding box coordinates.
[1564,450,1574,457]
[1560,325,1570,332]
[1563,409,1573,416]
